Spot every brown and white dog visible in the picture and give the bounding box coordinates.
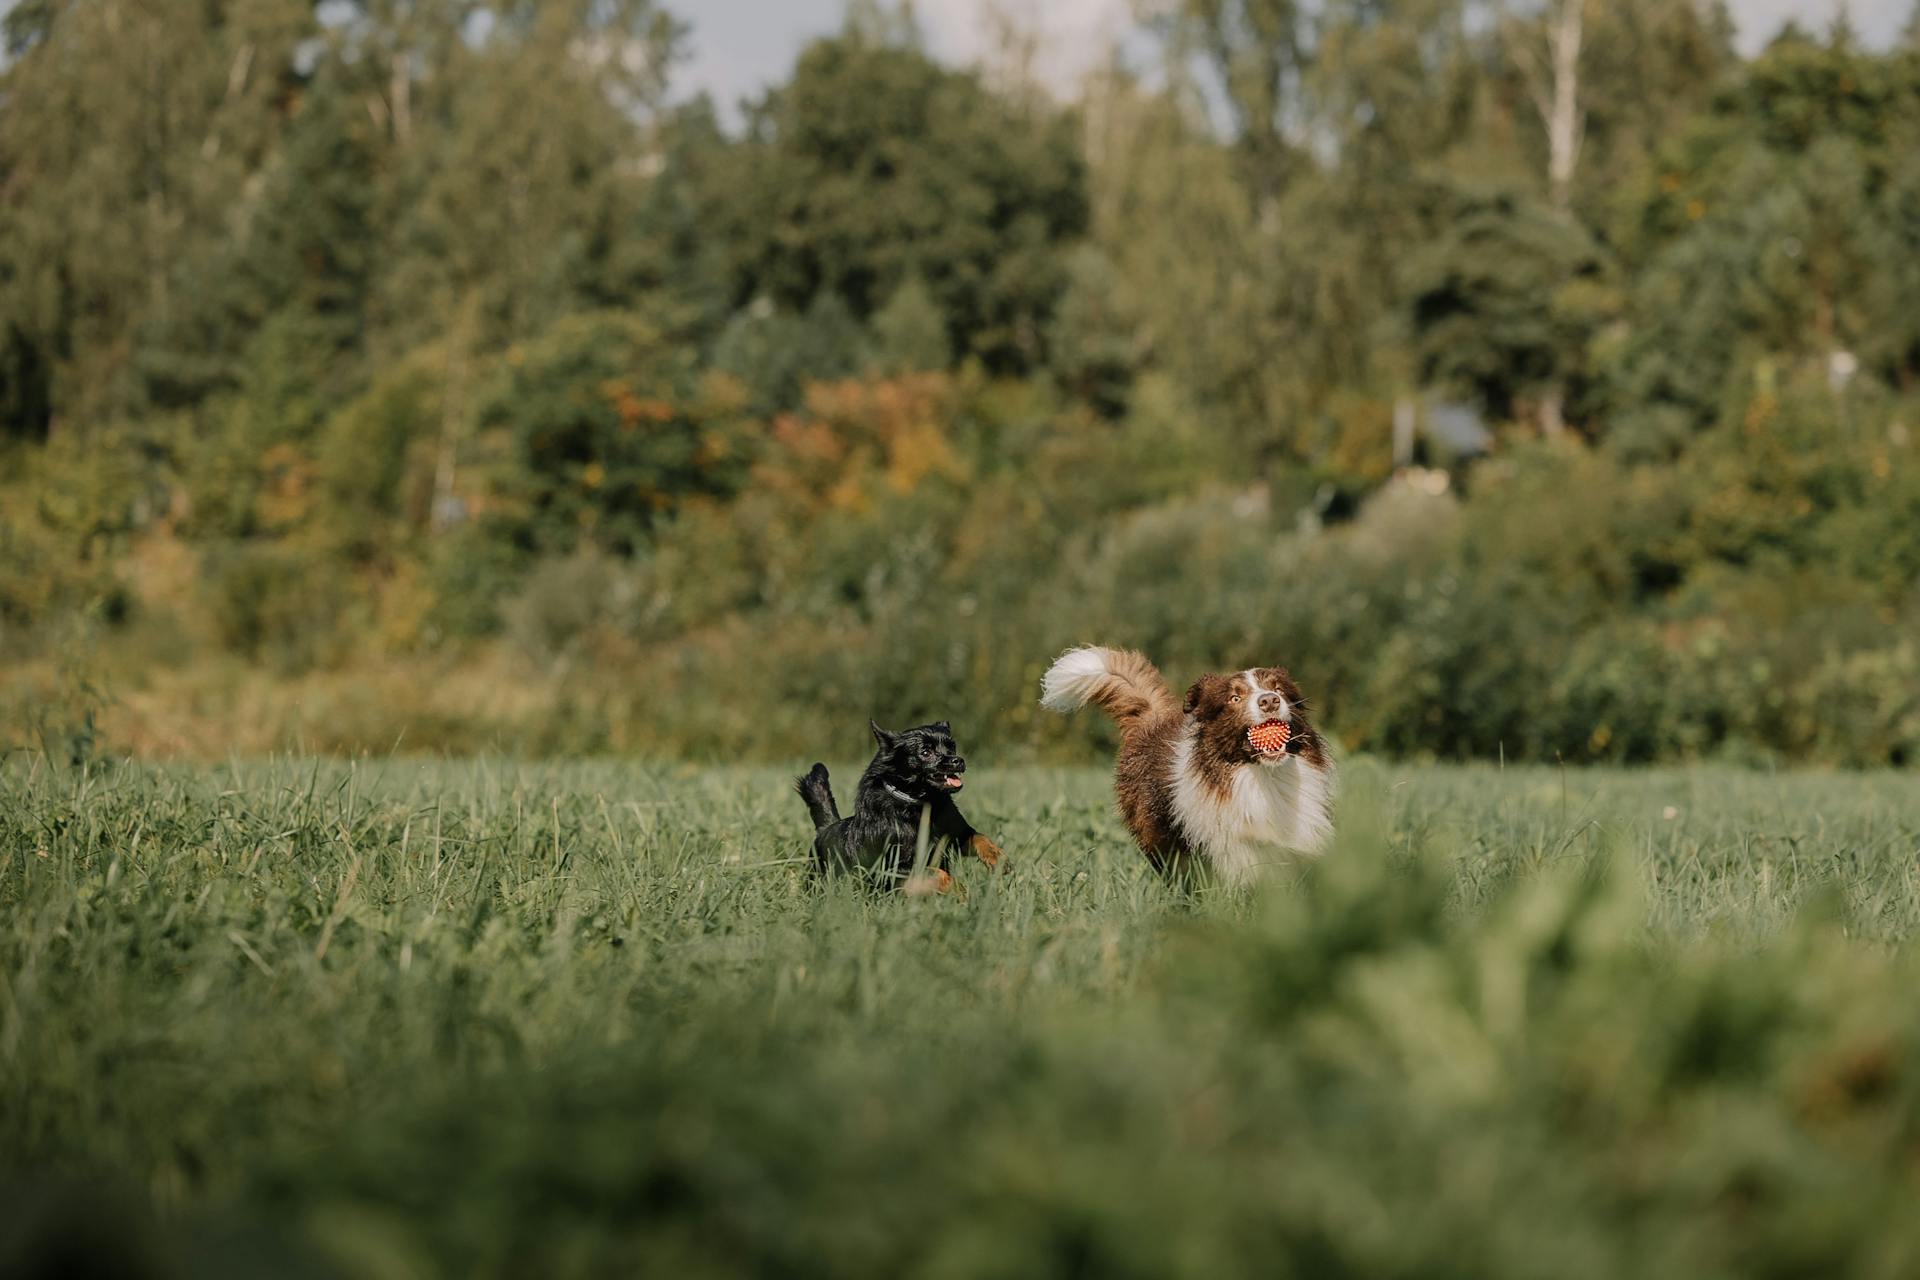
[1040,647,1334,886]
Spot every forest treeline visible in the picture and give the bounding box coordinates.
[4,1,1920,764]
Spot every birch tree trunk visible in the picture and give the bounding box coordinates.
[390,52,413,148]
[1544,0,1585,216]
[1507,0,1586,439]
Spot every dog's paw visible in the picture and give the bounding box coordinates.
[903,868,954,897]
[970,834,1006,870]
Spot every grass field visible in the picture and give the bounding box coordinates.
[6,754,1920,1278]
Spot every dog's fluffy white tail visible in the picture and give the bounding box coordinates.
[1040,646,1177,728]
[1039,646,1113,712]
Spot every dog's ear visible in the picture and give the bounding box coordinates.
[931,720,951,735]
[1183,680,1206,715]
[869,720,897,750]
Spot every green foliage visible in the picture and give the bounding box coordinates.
[421,523,525,642]
[3,5,1920,770]
[721,31,1088,372]
[379,7,673,347]
[499,546,631,662]
[214,70,382,436]
[1046,246,1140,415]
[481,313,756,555]
[616,99,745,335]
[1604,34,1920,452]
[710,294,869,413]
[1529,0,1738,219]
[201,540,353,674]
[866,273,951,376]
[313,347,446,556]
[0,321,52,441]
[0,0,320,422]
[7,759,1920,1274]
[1407,182,1606,420]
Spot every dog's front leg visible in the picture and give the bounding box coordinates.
[967,834,1005,869]
[929,795,1006,871]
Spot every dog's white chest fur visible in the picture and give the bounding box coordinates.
[1168,730,1333,886]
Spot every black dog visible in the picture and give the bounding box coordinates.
[796,720,1004,889]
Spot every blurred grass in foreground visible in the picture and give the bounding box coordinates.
[4,757,1920,1278]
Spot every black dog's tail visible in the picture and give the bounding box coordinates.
[795,763,839,831]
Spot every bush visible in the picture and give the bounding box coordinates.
[481,312,758,555]
[202,541,354,673]
[422,525,524,643]
[710,294,868,414]
[313,347,445,558]
[500,547,632,663]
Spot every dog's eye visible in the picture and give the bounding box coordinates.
[1229,695,1241,704]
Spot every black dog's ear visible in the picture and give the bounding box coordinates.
[869,720,897,749]
[931,720,951,735]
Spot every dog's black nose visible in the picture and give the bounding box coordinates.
[951,757,966,772]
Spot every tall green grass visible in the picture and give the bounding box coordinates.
[4,756,1920,1277]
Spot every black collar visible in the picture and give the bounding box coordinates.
[881,781,926,806]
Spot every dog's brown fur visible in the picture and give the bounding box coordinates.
[1042,648,1333,883]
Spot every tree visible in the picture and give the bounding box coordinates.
[1144,0,1312,205]
[481,313,753,556]
[1497,0,1735,222]
[1047,247,1140,416]
[1491,0,1733,434]
[1406,183,1604,426]
[207,65,383,443]
[376,1,684,349]
[720,32,1088,374]
[0,323,52,442]
[869,275,952,376]
[1117,4,1488,467]
[1500,0,1588,436]
[711,294,869,415]
[1862,126,1920,386]
[0,0,321,430]
[1075,71,1281,445]
[614,98,743,339]
[1502,0,1587,215]
[1600,32,1912,456]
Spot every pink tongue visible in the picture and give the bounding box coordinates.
[945,775,963,787]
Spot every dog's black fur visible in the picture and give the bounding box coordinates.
[796,720,1003,882]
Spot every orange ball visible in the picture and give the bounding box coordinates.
[1248,720,1291,753]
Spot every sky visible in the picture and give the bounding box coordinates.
[678,0,1913,121]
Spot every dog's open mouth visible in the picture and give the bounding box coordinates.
[1248,720,1291,758]
[938,775,964,792]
